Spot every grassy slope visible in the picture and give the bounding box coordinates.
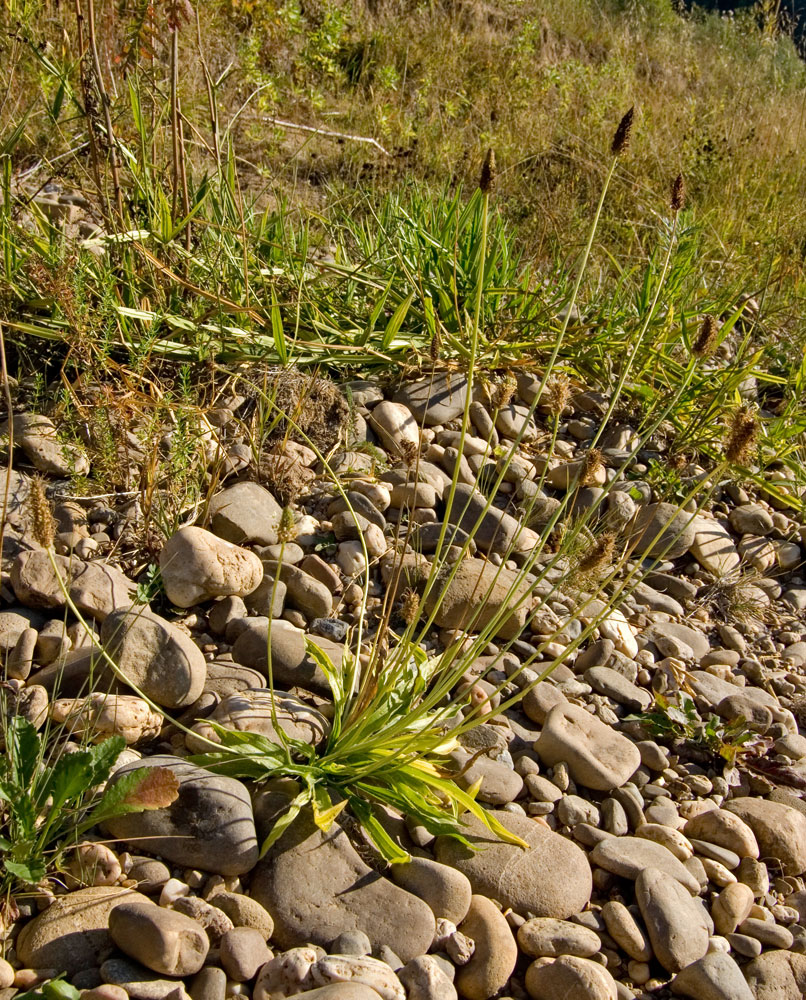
[5,2,806,261]
[1,3,806,415]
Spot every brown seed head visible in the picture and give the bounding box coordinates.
[692,315,719,358]
[611,106,635,156]
[491,372,517,411]
[582,447,604,486]
[399,587,420,626]
[545,374,571,418]
[398,439,420,468]
[725,406,758,465]
[577,532,615,576]
[28,476,55,549]
[429,327,441,363]
[480,148,496,193]
[671,173,686,213]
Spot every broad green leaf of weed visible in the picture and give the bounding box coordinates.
[43,978,82,1000]
[87,766,179,827]
[4,857,47,884]
[6,716,41,789]
[88,737,128,784]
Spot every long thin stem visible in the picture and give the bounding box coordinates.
[86,0,124,222]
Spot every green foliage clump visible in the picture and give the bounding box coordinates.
[0,715,178,893]
[627,692,757,765]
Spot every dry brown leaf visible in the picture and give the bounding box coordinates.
[121,767,180,810]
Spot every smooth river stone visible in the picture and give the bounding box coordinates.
[590,837,701,893]
[250,814,434,962]
[435,810,592,918]
[16,887,146,975]
[534,702,641,791]
[636,867,710,974]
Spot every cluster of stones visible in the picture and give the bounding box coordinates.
[1,369,806,1000]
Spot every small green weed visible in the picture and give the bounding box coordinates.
[135,563,165,605]
[0,714,178,894]
[626,692,757,766]
[190,637,527,863]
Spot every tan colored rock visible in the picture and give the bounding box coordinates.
[108,901,209,977]
[251,815,434,962]
[2,412,90,476]
[724,798,806,876]
[456,896,517,1000]
[219,927,272,982]
[16,886,145,975]
[636,868,709,974]
[711,882,755,935]
[671,951,754,1000]
[186,689,329,753]
[535,702,641,791]
[517,918,600,958]
[525,956,618,1000]
[684,808,759,859]
[67,843,123,887]
[689,515,740,576]
[435,811,592,918]
[159,526,263,608]
[101,606,206,710]
[389,858,472,925]
[424,558,531,640]
[254,946,325,1000]
[601,901,651,963]
[742,950,806,1000]
[368,401,419,458]
[635,824,693,861]
[310,956,404,1000]
[51,693,162,744]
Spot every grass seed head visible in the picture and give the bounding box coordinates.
[577,531,615,576]
[582,447,604,485]
[479,148,496,193]
[725,405,758,465]
[398,439,420,468]
[429,327,441,362]
[399,587,420,625]
[491,373,517,411]
[671,173,686,212]
[693,315,719,358]
[277,505,297,543]
[545,374,571,417]
[27,476,56,549]
[611,106,635,156]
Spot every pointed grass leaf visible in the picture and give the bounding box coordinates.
[259,788,312,857]
[311,784,348,833]
[381,293,414,351]
[348,796,410,865]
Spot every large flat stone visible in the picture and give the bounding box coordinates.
[103,755,258,876]
[16,887,146,975]
[435,810,591,918]
[250,815,434,962]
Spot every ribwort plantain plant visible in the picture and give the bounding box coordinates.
[187,127,754,863]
